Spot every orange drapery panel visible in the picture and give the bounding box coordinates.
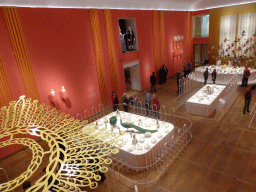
[104,9,119,96]
[89,9,108,107]
[186,12,193,62]
[3,7,40,102]
[153,11,159,73]
[0,55,14,107]
[160,11,165,66]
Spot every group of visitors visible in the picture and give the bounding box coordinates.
[144,90,160,118]
[203,68,217,85]
[203,66,251,86]
[202,66,253,115]
[183,62,192,77]
[111,91,140,112]
[149,65,169,93]
[158,65,169,85]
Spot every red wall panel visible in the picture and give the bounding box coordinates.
[111,10,155,92]
[0,9,25,101]
[17,8,102,117]
[0,7,192,117]
[164,11,187,76]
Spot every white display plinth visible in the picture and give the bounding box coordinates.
[86,111,175,170]
[186,84,226,117]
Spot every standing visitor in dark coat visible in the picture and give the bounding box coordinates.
[111,91,119,111]
[162,65,168,83]
[150,72,157,92]
[176,72,183,93]
[203,68,209,85]
[144,90,151,116]
[158,68,164,84]
[123,96,129,112]
[188,62,192,74]
[241,67,251,87]
[243,86,255,114]
[211,69,217,84]
[183,63,188,77]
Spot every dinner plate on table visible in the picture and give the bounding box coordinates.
[137,146,143,150]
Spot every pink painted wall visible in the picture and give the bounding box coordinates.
[165,11,188,76]
[17,8,102,117]
[0,9,25,100]
[0,7,192,158]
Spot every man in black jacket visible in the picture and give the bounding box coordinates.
[150,72,157,92]
[203,68,209,85]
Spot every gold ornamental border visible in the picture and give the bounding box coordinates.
[0,96,120,192]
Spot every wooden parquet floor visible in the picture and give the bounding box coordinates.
[1,74,256,192]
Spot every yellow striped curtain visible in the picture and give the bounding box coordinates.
[160,11,165,66]
[153,11,159,73]
[3,7,40,102]
[0,55,14,107]
[89,9,108,107]
[186,12,193,62]
[104,9,119,96]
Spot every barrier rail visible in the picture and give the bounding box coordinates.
[173,73,239,121]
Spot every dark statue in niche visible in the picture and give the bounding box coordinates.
[119,19,137,53]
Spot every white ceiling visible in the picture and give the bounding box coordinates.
[1,0,256,11]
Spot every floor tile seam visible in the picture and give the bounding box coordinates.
[108,171,174,192]
[188,135,255,155]
[177,157,255,187]
[106,173,140,191]
[191,121,256,135]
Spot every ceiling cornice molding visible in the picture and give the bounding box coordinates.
[1,0,256,11]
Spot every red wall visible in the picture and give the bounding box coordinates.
[15,8,102,117]
[165,11,188,76]
[0,7,192,158]
[0,9,25,100]
[0,7,192,118]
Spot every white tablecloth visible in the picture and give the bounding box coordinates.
[92,111,175,170]
[195,66,256,84]
[185,84,226,117]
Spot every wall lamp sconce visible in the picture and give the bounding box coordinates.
[51,89,55,96]
[62,86,66,92]
[173,35,184,51]
[60,86,68,100]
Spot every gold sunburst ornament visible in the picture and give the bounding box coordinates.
[0,96,120,191]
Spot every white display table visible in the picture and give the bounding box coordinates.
[186,84,226,117]
[195,66,256,84]
[87,111,175,170]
